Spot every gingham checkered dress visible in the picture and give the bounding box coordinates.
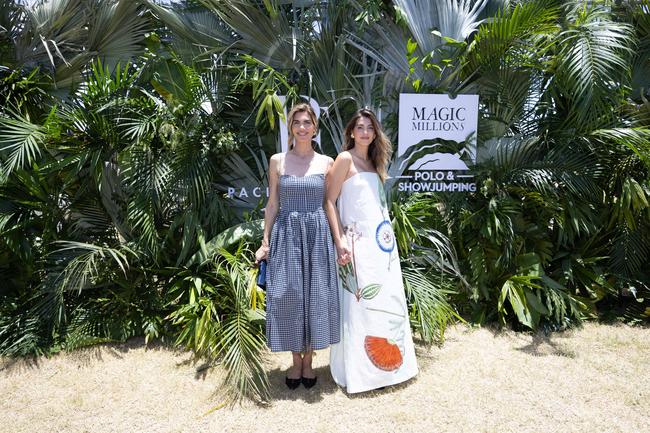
[266,173,340,352]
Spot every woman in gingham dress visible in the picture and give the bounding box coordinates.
[255,103,340,390]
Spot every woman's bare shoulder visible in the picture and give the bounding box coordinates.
[336,151,353,162]
[311,151,332,165]
[269,152,285,162]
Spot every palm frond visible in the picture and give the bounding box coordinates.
[553,5,635,130]
[402,265,461,344]
[32,240,134,336]
[68,198,115,238]
[201,68,240,115]
[146,0,235,53]
[17,0,85,68]
[592,128,650,169]
[462,0,558,81]
[0,111,46,175]
[497,274,545,329]
[169,245,269,402]
[0,311,44,356]
[346,14,412,90]
[122,146,171,256]
[214,246,268,402]
[626,0,650,100]
[479,136,602,199]
[50,240,132,291]
[62,303,137,350]
[303,2,373,151]
[394,0,486,54]
[187,219,263,266]
[476,68,539,139]
[150,56,206,112]
[540,275,588,325]
[198,0,302,71]
[170,138,215,206]
[86,0,150,71]
[0,0,23,66]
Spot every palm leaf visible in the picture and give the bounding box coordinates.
[0,111,46,175]
[346,13,412,90]
[188,219,263,266]
[68,198,115,237]
[463,1,558,79]
[479,136,602,200]
[393,0,486,54]
[215,246,268,402]
[553,5,635,130]
[146,1,235,53]
[122,146,171,257]
[17,0,86,68]
[85,0,150,71]
[626,0,650,100]
[33,241,134,334]
[497,274,543,329]
[402,265,461,344]
[198,0,302,71]
[591,128,650,169]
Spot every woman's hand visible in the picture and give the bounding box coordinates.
[255,244,269,263]
[336,243,351,266]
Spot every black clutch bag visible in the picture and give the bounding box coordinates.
[256,259,267,290]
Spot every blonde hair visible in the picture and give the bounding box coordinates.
[287,103,318,149]
[343,108,392,182]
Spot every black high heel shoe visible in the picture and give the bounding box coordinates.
[285,377,301,390]
[301,376,317,389]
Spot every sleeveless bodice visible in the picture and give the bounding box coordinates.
[338,172,386,228]
[278,174,325,214]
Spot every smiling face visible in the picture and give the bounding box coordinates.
[343,108,390,182]
[290,111,316,145]
[353,115,376,148]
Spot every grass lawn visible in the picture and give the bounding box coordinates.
[2,323,648,433]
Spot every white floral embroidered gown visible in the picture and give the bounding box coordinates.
[330,172,418,393]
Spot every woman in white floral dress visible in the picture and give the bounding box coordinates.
[325,109,418,393]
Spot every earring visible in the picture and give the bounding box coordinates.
[351,134,354,138]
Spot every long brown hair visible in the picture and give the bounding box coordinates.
[287,103,318,149]
[343,108,392,182]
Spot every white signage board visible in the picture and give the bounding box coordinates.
[397,93,479,193]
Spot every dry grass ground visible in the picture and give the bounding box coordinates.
[2,323,648,433]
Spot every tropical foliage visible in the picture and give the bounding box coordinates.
[390,0,650,328]
[1,0,648,403]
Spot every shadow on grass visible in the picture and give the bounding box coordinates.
[0,336,185,375]
[514,333,577,358]
[265,364,419,403]
[339,376,418,400]
[482,325,578,358]
[0,356,40,374]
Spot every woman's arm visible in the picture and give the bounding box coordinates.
[255,154,281,263]
[325,152,352,265]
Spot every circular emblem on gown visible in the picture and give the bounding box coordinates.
[375,220,395,253]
